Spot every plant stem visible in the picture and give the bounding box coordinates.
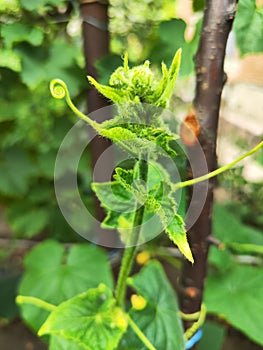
[173,141,263,191]
[115,155,148,308]
[128,315,157,350]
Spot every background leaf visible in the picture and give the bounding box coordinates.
[0,148,36,196]
[20,0,66,11]
[18,241,114,331]
[213,205,263,246]
[205,264,263,346]
[120,260,184,350]
[234,0,263,55]
[149,19,201,76]
[1,23,44,48]
[7,205,49,238]
[0,49,21,71]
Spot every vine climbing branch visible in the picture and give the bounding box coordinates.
[179,1,239,348]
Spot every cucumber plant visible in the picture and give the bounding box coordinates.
[17,50,263,350]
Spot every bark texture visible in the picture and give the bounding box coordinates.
[79,0,110,221]
[79,1,116,246]
[179,0,238,346]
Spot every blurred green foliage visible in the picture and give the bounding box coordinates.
[220,167,263,230]
[0,0,89,241]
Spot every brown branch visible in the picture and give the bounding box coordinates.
[179,0,238,347]
[79,0,110,191]
[78,1,118,246]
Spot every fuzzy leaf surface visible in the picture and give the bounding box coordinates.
[39,284,128,350]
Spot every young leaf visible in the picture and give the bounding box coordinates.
[145,181,193,263]
[122,261,185,350]
[39,284,128,350]
[93,164,193,261]
[155,48,182,107]
[91,181,136,213]
[88,49,182,109]
[166,215,193,263]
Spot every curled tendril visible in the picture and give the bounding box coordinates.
[50,79,67,99]
[49,79,101,132]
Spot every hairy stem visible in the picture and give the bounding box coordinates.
[115,155,148,308]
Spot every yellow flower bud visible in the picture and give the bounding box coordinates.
[136,251,151,265]
[131,294,147,311]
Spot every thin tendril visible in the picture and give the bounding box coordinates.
[50,79,101,132]
[16,295,56,312]
[180,303,207,341]
[173,141,263,191]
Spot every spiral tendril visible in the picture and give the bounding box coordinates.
[50,79,67,99]
[49,79,101,132]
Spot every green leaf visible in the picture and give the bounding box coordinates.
[205,264,263,346]
[20,0,66,11]
[0,0,19,12]
[114,167,134,189]
[101,126,148,154]
[89,49,182,110]
[192,0,205,12]
[18,40,85,93]
[93,164,192,260]
[18,241,114,331]
[213,205,263,246]
[166,214,193,263]
[145,180,193,263]
[196,321,226,350]
[234,0,263,55]
[0,49,21,72]
[50,335,87,350]
[39,284,128,350]
[7,204,49,237]
[100,122,180,159]
[208,246,232,272]
[0,148,35,196]
[0,274,20,319]
[149,19,200,76]
[1,23,44,48]
[91,181,135,214]
[209,205,263,270]
[123,261,184,350]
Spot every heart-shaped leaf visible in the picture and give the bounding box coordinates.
[39,284,128,350]
[120,261,185,350]
[18,241,113,331]
[205,264,263,346]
